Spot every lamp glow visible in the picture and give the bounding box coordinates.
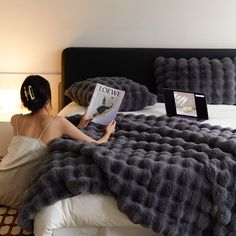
[0,89,28,121]
[0,89,21,111]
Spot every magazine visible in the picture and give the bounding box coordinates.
[84,83,125,125]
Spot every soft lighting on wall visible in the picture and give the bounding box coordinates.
[0,89,21,111]
[0,88,28,122]
[0,73,60,121]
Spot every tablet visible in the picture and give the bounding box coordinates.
[163,88,208,121]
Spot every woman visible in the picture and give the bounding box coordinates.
[0,75,116,208]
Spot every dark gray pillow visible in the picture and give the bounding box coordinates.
[65,77,157,111]
[153,56,236,104]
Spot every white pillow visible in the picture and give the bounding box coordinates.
[58,102,86,117]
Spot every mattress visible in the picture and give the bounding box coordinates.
[53,226,159,236]
[31,102,236,236]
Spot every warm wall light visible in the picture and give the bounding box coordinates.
[0,74,61,114]
[0,88,21,111]
[0,88,28,122]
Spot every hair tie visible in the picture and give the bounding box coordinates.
[24,85,35,101]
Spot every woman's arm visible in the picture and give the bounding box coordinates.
[60,116,116,144]
[95,121,116,144]
[77,115,91,128]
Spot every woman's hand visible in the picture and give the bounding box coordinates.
[105,120,116,135]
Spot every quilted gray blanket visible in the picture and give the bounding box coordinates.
[17,113,236,236]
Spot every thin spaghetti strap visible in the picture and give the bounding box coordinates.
[16,114,22,135]
[38,116,54,139]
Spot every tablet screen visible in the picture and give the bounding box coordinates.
[173,91,197,117]
[163,88,208,121]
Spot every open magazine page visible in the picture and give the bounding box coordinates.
[84,83,125,125]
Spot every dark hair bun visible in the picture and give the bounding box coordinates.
[20,75,51,112]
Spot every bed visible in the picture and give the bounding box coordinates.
[17,47,236,236]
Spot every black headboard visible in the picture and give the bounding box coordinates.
[61,47,236,107]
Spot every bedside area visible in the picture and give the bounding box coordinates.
[0,108,30,157]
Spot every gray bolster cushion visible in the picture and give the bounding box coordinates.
[153,56,236,104]
[65,77,157,111]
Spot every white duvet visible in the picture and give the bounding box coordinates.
[33,102,236,236]
[34,194,149,236]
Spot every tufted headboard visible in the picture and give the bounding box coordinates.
[61,47,236,107]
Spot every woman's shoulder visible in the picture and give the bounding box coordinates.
[52,115,70,125]
[53,115,77,127]
[53,115,67,121]
[10,113,22,125]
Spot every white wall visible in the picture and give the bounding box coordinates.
[1,0,236,74]
[0,0,236,111]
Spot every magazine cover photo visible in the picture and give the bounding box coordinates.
[84,83,125,125]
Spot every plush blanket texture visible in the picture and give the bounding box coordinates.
[154,56,236,105]
[17,114,236,236]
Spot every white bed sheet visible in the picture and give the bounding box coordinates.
[122,103,236,129]
[59,101,236,129]
[34,102,236,236]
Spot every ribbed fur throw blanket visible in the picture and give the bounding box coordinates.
[17,114,236,236]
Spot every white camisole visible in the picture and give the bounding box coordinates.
[0,115,54,208]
